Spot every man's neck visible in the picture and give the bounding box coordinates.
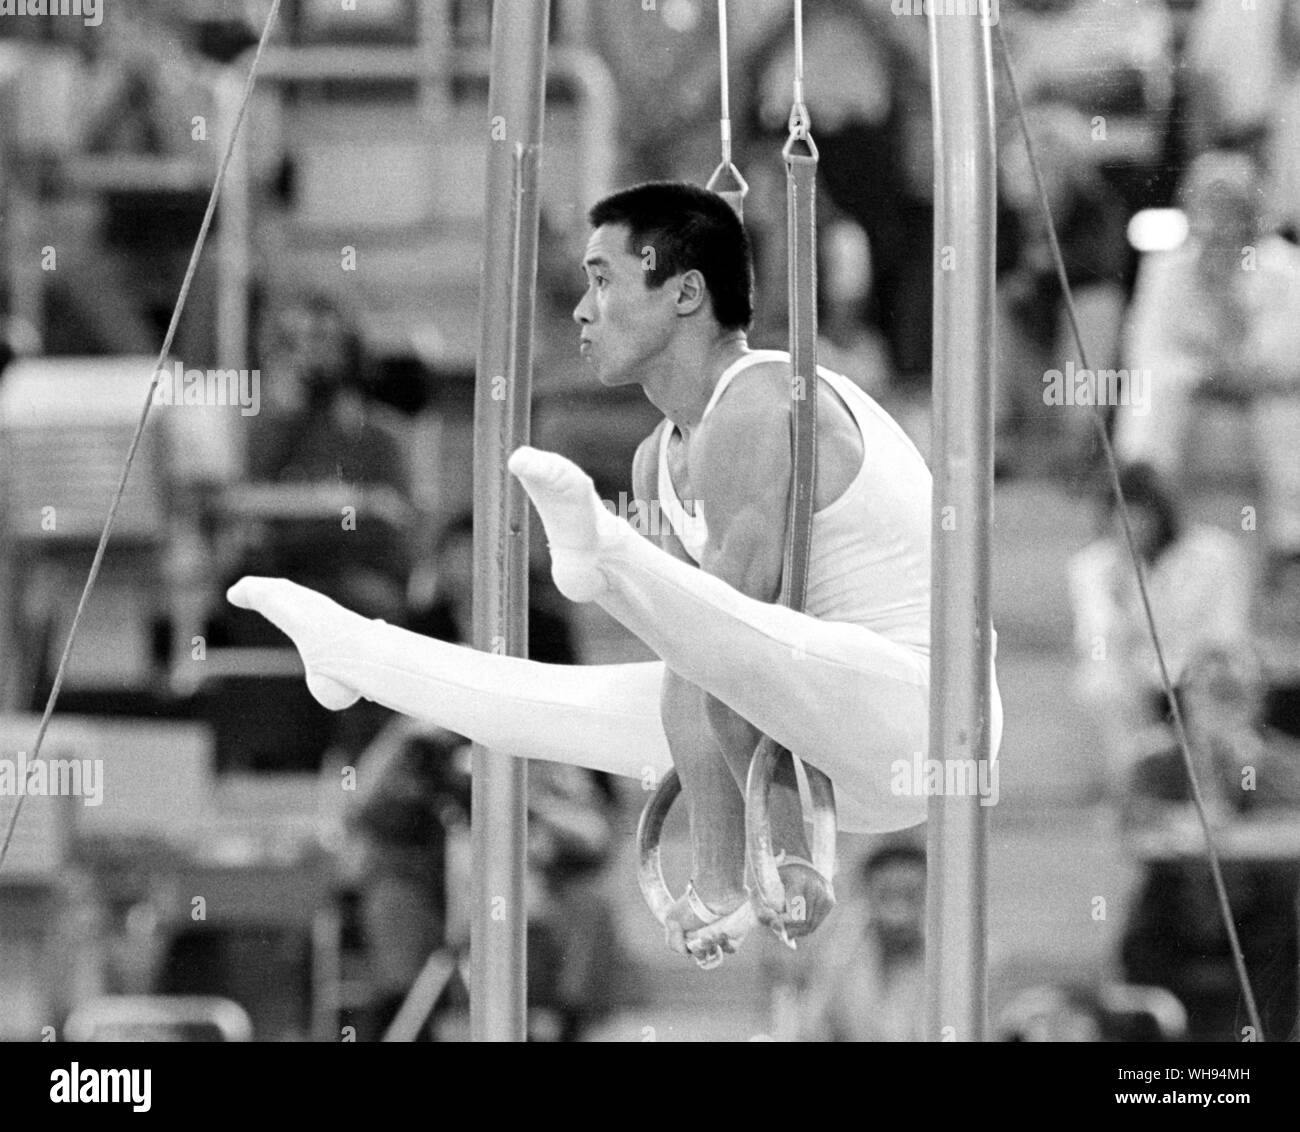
[640,331,750,436]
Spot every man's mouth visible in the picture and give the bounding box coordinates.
[579,339,593,356]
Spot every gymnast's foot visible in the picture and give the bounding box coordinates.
[226,577,364,710]
[508,446,626,603]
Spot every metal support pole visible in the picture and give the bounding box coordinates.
[924,10,997,1042]
[469,0,550,1043]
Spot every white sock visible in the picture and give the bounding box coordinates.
[508,445,633,602]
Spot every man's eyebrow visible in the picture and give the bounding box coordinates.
[582,254,611,271]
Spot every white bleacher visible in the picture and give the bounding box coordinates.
[0,717,88,881]
[0,357,172,542]
[0,714,215,866]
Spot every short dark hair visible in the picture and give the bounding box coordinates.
[588,181,754,331]
[859,840,926,883]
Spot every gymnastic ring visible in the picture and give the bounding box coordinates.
[744,737,837,933]
[635,768,758,968]
[635,767,682,927]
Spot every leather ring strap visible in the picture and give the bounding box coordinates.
[740,116,839,924]
[783,145,819,613]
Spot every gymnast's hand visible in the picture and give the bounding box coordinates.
[663,883,751,965]
[767,857,836,941]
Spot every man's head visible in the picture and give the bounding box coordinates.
[858,841,926,956]
[259,292,364,411]
[575,182,753,386]
[1180,151,1262,271]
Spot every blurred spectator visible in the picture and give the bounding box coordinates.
[996,102,1130,477]
[582,0,729,183]
[1125,644,1300,826]
[1114,152,1300,563]
[996,984,1107,1042]
[739,0,931,378]
[33,7,222,361]
[1119,642,1300,1041]
[237,291,412,619]
[998,0,1174,212]
[248,292,408,492]
[997,983,1181,1042]
[798,841,925,1042]
[1068,463,1254,787]
[1184,0,1292,160]
[526,761,629,1042]
[346,721,470,1042]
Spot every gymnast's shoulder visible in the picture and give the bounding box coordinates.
[696,365,794,478]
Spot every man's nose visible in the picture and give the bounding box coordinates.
[573,290,593,326]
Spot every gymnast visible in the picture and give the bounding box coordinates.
[229,181,1004,960]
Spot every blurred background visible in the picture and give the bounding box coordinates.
[1,0,1299,1042]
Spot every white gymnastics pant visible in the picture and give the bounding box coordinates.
[233,563,1003,835]
[230,471,1003,835]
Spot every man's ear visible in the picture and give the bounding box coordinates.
[674,269,708,316]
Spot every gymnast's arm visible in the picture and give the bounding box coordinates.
[687,392,791,769]
[694,400,788,599]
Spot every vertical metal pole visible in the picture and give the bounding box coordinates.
[924,10,996,1042]
[470,0,550,1043]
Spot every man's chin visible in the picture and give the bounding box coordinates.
[593,366,632,388]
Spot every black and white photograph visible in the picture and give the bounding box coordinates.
[0,0,1294,1101]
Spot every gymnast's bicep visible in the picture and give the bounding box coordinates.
[695,399,789,602]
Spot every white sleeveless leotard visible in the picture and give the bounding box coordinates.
[656,349,932,655]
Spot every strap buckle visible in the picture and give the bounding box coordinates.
[783,102,819,163]
[706,159,750,217]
